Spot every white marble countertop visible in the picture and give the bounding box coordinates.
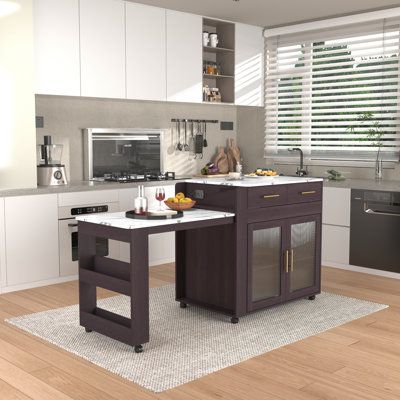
[76,208,235,230]
[0,176,191,198]
[323,178,400,192]
[186,176,323,187]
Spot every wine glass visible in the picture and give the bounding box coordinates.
[155,187,165,211]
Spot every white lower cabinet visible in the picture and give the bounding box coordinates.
[4,194,59,287]
[323,187,351,226]
[0,199,5,292]
[119,186,176,266]
[322,224,350,266]
[321,187,351,267]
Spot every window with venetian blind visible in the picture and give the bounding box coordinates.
[264,17,400,161]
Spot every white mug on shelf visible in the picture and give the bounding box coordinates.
[209,33,219,48]
[202,31,210,47]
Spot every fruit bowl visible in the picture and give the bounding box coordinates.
[164,200,196,211]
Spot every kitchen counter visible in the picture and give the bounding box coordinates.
[323,178,400,192]
[2,175,397,198]
[186,176,323,187]
[0,176,191,198]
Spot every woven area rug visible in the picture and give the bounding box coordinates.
[6,285,387,392]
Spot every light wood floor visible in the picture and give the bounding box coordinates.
[0,265,399,400]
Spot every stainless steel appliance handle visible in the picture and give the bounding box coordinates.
[68,223,78,228]
[92,135,152,141]
[363,202,400,217]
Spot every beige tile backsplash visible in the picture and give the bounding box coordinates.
[35,95,237,181]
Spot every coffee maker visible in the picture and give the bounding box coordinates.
[37,135,68,186]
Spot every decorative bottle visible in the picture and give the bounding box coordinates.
[134,185,148,215]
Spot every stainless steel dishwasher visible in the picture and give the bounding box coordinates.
[350,189,400,273]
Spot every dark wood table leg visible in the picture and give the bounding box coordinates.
[130,229,150,353]
[175,230,186,306]
[79,230,97,332]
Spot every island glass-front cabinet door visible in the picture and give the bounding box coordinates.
[248,215,321,311]
[248,220,286,311]
[285,214,321,301]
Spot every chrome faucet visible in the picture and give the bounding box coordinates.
[288,148,308,176]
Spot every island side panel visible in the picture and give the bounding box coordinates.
[175,182,240,315]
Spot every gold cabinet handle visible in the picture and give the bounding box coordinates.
[291,249,294,272]
[285,250,289,273]
[263,194,280,199]
[301,190,316,195]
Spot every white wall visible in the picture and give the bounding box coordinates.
[0,0,37,189]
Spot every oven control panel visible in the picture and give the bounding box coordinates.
[71,205,109,216]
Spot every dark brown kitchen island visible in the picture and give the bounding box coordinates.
[175,177,323,322]
[77,176,323,351]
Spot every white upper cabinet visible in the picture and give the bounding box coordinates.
[235,23,264,107]
[166,10,202,103]
[126,3,166,101]
[33,0,80,96]
[80,0,126,99]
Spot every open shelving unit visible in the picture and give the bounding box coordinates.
[202,17,235,104]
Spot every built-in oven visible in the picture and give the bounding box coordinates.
[58,202,120,277]
[83,128,165,181]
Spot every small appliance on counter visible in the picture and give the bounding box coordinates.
[37,135,68,186]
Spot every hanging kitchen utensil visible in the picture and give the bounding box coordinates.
[194,120,204,159]
[203,121,208,147]
[195,135,204,159]
[189,120,195,154]
[184,120,189,151]
[176,120,183,151]
[174,120,179,150]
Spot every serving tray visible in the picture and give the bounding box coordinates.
[125,210,183,220]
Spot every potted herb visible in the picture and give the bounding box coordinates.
[347,112,383,179]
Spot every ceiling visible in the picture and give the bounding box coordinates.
[128,0,400,27]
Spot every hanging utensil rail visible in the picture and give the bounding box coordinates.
[171,119,218,124]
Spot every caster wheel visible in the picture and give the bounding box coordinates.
[134,345,143,353]
[231,317,239,324]
[85,328,92,333]
[308,295,316,301]
[180,302,187,309]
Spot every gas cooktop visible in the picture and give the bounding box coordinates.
[99,172,176,183]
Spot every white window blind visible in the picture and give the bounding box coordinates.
[264,17,400,161]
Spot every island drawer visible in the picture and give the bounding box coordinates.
[184,183,236,211]
[287,182,322,204]
[247,185,288,209]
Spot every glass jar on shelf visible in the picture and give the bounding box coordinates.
[216,63,221,75]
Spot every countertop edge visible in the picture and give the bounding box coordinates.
[1,177,400,198]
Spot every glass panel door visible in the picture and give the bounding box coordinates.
[251,225,283,303]
[289,220,316,293]
[92,136,161,177]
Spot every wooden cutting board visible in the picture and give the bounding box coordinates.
[194,174,230,178]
